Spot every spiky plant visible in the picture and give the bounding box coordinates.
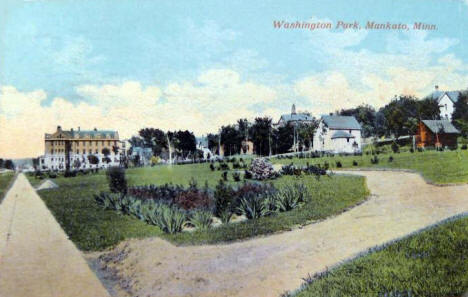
[238,193,269,219]
[275,183,310,212]
[190,210,213,230]
[155,205,187,234]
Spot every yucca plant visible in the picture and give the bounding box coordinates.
[158,206,187,234]
[275,183,310,212]
[238,193,269,219]
[94,192,124,211]
[190,210,213,230]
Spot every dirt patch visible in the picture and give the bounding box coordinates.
[36,179,59,191]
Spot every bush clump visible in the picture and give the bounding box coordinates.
[250,158,278,180]
[106,167,127,195]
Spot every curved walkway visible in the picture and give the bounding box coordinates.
[101,171,468,297]
[0,174,110,297]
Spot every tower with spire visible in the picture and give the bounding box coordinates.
[291,104,296,115]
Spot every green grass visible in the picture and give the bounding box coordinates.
[293,214,468,297]
[272,150,468,184]
[28,164,368,251]
[0,172,15,202]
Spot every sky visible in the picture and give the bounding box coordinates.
[1,0,468,158]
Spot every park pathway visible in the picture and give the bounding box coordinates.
[0,174,110,297]
[100,170,468,297]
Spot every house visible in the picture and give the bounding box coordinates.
[313,115,362,154]
[427,85,461,120]
[39,126,121,171]
[276,104,315,127]
[416,120,460,149]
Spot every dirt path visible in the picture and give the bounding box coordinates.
[99,171,468,297]
[0,174,110,297]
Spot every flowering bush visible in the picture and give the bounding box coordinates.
[174,190,212,211]
[250,158,278,180]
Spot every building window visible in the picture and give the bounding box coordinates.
[347,138,349,143]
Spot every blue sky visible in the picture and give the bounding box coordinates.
[1,0,468,157]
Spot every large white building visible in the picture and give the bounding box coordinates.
[313,115,362,154]
[427,85,461,120]
[39,126,122,171]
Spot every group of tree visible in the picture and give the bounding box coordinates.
[453,91,468,137]
[338,95,441,139]
[206,117,319,157]
[0,158,14,170]
[130,128,197,160]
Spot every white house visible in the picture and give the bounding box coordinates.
[313,115,362,154]
[427,85,461,120]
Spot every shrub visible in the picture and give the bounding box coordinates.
[209,163,215,171]
[371,155,379,164]
[174,190,212,211]
[336,161,342,168]
[389,156,394,162]
[189,210,213,230]
[281,163,295,175]
[232,161,240,169]
[410,148,415,153]
[352,160,358,166]
[219,162,229,170]
[303,163,327,180]
[64,170,77,178]
[214,179,235,223]
[244,170,253,180]
[250,158,277,180]
[238,193,269,219]
[94,192,124,211]
[222,171,228,181]
[274,183,309,212]
[106,167,127,195]
[128,183,184,201]
[391,141,399,153]
[232,171,241,182]
[461,144,467,150]
[48,172,57,178]
[155,205,187,234]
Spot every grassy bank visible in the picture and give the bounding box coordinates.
[293,214,468,297]
[273,150,468,184]
[29,164,368,251]
[0,172,15,202]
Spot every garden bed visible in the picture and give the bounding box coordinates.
[29,162,369,250]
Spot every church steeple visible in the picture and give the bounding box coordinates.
[291,104,296,115]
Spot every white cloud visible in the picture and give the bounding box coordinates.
[0,69,280,158]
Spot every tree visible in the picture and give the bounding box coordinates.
[250,117,272,156]
[87,155,99,167]
[237,118,250,141]
[32,158,40,170]
[138,128,167,156]
[173,130,196,158]
[297,119,319,150]
[207,133,219,153]
[273,124,294,154]
[102,148,111,156]
[220,125,242,156]
[453,91,468,137]
[339,104,376,137]
[4,160,14,170]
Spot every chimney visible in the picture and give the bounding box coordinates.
[435,85,439,90]
[57,125,62,132]
[291,104,297,115]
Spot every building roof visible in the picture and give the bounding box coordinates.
[331,130,355,139]
[428,90,461,103]
[322,115,361,130]
[422,120,460,134]
[279,113,314,123]
[70,130,118,138]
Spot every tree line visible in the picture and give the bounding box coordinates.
[133,92,468,158]
[0,158,14,170]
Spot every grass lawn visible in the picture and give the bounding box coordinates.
[29,164,368,251]
[0,172,15,202]
[272,149,468,184]
[293,214,468,297]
